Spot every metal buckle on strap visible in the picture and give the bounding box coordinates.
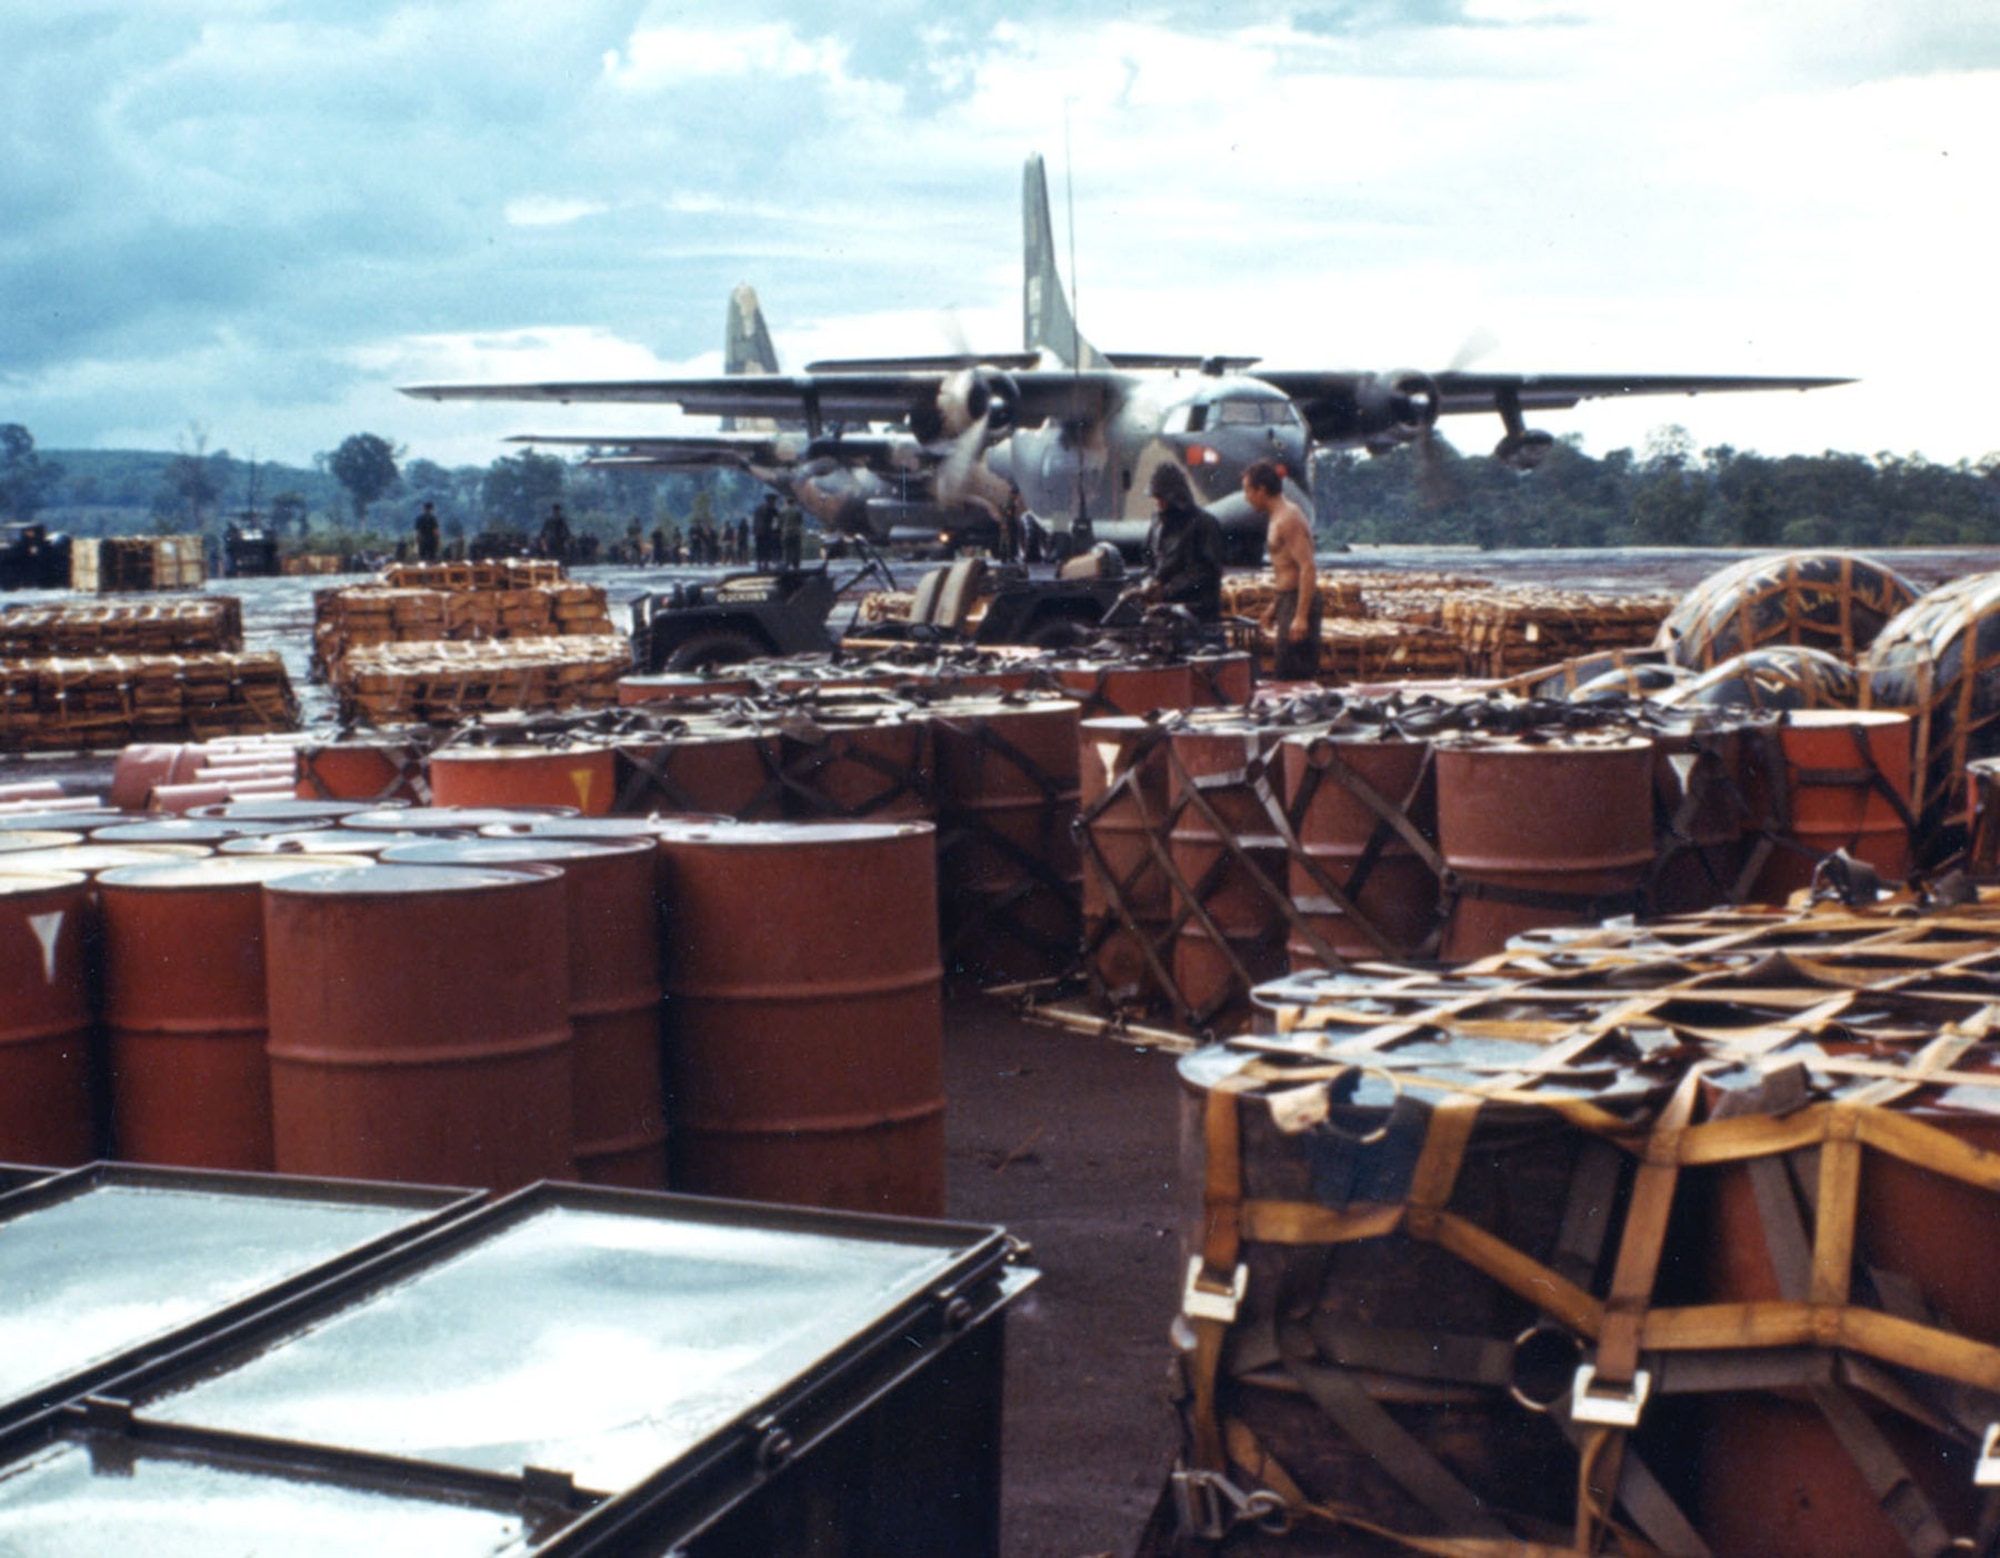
[1976,1424,2000,1486]
[1571,1364,1652,1427]
[1182,1257,1248,1324]
[1170,1469,1291,1541]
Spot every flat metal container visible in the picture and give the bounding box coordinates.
[0,1164,477,1434]
[100,1183,1031,1556]
[0,1429,565,1557]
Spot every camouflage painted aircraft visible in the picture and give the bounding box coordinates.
[496,285,963,548]
[405,155,1851,563]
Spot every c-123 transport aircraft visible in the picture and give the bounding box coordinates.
[404,155,1851,564]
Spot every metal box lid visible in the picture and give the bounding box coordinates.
[0,1433,561,1557]
[132,1186,1015,1498]
[0,1166,477,1433]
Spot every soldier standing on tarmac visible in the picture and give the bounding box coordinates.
[413,501,441,563]
[1137,465,1224,623]
[779,499,805,570]
[1243,459,1320,677]
[536,503,572,563]
[753,494,780,570]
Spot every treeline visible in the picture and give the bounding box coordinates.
[1314,427,2000,549]
[0,426,765,555]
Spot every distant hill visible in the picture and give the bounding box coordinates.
[38,449,349,536]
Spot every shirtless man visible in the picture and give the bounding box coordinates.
[1243,460,1320,677]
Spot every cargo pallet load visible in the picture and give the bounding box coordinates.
[1156,893,2000,1557]
[69,535,206,593]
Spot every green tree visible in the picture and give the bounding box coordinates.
[481,450,566,529]
[328,433,403,526]
[269,490,310,536]
[160,425,224,533]
[0,424,61,522]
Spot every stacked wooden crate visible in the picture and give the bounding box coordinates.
[0,652,297,751]
[336,636,631,724]
[70,536,207,592]
[1441,587,1677,678]
[0,598,243,657]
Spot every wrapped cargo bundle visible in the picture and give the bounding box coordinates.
[378,558,564,589]
[0,597,243,658]
[1662,644,1861,711]
[0,652,297,752]
[1353,572,1495,627]
[312,582,615,680]
[1315,619,1464,682]
[1443,587,1676,679]
[1862,571,2000,850]
[69,535,206,593]
[334,635,631,724]
[1220,573,1366,623]
[1159,894,2000,1558]
[1656,550,1920,669]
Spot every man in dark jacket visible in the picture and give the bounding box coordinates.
[1139,464,1225,622]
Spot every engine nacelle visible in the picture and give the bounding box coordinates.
[938,367,1022,439]
[1494,429,1557,472]
[1354,369,1439,447]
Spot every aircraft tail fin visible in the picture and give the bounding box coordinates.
[723,284,782,432]
[1023,154,1105,369]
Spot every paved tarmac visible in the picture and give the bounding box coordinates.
[944,997,1188,1558]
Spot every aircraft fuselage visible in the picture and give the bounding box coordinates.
[989,371,1309,560]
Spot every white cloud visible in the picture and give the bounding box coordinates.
[504,196,612,228]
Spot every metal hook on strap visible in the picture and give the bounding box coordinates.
[1170,1469,1293,1542]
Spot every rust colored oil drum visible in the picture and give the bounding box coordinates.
[616,672,759,704]
[1168,721,1290,1027]
[1055,659,1199,718]
[1695,1082,2000,1556]
[0,831,85,853]
[1079,716,1174,1002]
[190,798,385,824]
[0,843,211,880]
[0,779,63,805]
[263,863,576,1191]
[382,837,667,1190]
[0,872,94,1165]
[109,744,207,811]
[1647,723,1750,916]
[0,808,128,832]
[1744,709,1914,902]
[610,726,781,818]
[930,697,1082,984]
[1190,651,1255,708]
[655,819,945,1217]
[220,828,414,857]
[782,708,934,821]
[96,855,373,1171]
[93,818,289,846]
[1281,733,1437,966]
[427,745,618,817]
[296,738,427,804]
[1435,736,1657,962]
[337,805,577,834]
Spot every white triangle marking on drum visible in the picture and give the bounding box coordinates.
[28,912,63,984]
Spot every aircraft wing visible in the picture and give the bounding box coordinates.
[1253,369,1850,417]
[505,430,923,473]
[1428,370,1855,415]
[402,367,1115,427]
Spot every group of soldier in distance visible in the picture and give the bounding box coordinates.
[402,490,806,571]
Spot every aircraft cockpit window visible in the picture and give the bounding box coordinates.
[1215,398,1295,426]
[1180,404,1209,433]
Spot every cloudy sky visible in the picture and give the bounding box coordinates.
[6,0,1998,472]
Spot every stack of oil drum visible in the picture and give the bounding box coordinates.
[0,797,949,1220]
[1161,891,2000,1557]
[1078,698,1917,1030]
